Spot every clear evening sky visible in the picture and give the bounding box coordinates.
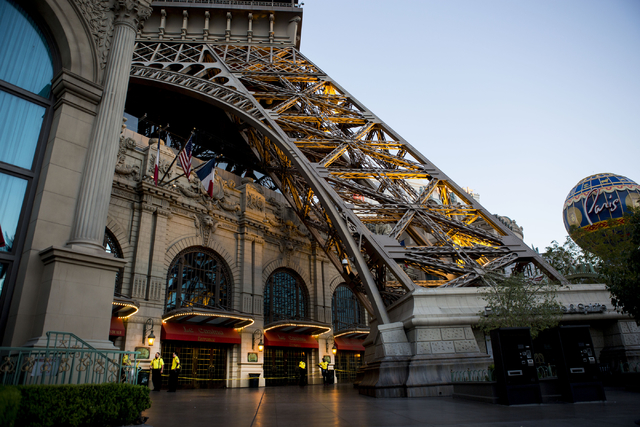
[300,0,640,252]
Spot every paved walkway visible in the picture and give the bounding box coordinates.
[141,385,640,427]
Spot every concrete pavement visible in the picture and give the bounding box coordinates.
[141,385,640,427]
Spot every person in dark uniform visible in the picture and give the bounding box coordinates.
[150,352,164,391]
[168,352,180,392]
[298,359,306,386]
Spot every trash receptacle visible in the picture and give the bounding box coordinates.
[248,373,260,388]
[325,369,335,385]
[137,370,150,386]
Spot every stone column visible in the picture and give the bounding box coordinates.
[68,1,152,252]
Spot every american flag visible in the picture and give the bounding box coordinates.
[179,134,194,181]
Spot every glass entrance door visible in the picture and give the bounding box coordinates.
[162,341,228,389]
[335,351,363,383]
[264,348,307,386]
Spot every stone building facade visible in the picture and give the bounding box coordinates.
[1,0,638,393]
[109,128,346,386]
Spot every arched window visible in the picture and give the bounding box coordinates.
[332,284,366,332]
[165,247,232,312]
[0,0,55,334]
[104,228,124,295]
[263,269,308,324]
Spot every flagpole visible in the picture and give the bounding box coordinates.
[159,156,211,188]
[158,128,195,186]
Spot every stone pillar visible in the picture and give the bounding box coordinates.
[68,0,152,253]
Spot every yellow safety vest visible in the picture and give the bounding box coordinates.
[171,356,181,370]
[299,361,306,369]
[123,355,131,366]
[319,361,328,370]
[151,357,164,369]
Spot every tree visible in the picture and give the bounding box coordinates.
[542,208,640,322]
[593,209,640,322]
[478,273,564,339]
[543,236,599,279]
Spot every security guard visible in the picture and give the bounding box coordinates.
[298,359,306,386]
[150,352,164,391]
[168,352,180,392]
[318,360,329,383]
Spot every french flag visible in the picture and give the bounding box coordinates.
[196,159,216,197]
[153,140,161,186]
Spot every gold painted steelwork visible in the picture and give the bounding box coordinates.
[130,41,566,323]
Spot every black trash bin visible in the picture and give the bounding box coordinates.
[137,370,150,386]
[248,373,260,388]
[325,369,335,385]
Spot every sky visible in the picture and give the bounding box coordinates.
[298,0,640,251]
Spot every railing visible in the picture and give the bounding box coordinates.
[450,368,495,382]
[46,331,97,351]
[152,0,302,7]
[0,331,140,386]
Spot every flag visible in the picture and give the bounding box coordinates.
[153,139,161,186]
[0,224,5,248]
[196,159,216,197]
[179,134,194,181]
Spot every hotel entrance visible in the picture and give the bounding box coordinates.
[263,348,307,386]
[162,341,228,389]
[335,351,363,383]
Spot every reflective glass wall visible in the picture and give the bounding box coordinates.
[0,0,54,339]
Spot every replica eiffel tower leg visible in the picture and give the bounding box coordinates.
[130,35,565,396]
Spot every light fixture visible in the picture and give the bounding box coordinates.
[143,318,156,346]
[332,343,337,355]
[252,329,264,352]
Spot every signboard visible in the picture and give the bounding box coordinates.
[161,323,241,344]
[335,337,365,352]
[263,331,318,349]
[109,317,125,337]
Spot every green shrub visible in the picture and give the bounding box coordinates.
[0,385,22,427]
[15,383,151,427]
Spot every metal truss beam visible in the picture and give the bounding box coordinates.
[130,41,567,324]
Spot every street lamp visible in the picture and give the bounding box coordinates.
[252,329,264,352]
[143,318,156,346]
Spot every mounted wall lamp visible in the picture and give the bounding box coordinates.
[326,336,337,355]
[143,318,156,346]
[252,329,264,352]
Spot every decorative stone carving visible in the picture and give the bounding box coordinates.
[247,192,264,212]
[147,152,173,182]
[115,136,139,180]
[177,174,239,213]
[73,0,151,70]
[72,0,114,70]
[194,213,219,246]
[113,0,153,29]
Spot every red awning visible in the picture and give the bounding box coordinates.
[109,317,125,337]
[161,323,241,344]
[335,336,365,352]
[264,331,319,349]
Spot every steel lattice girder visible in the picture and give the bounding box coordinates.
[130,42,566,323]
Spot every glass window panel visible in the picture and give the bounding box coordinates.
[0,173,28,253]
[0,262,8,297]
[0,90,45,169]
[165,248,232,312]
[0,0,53,97]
